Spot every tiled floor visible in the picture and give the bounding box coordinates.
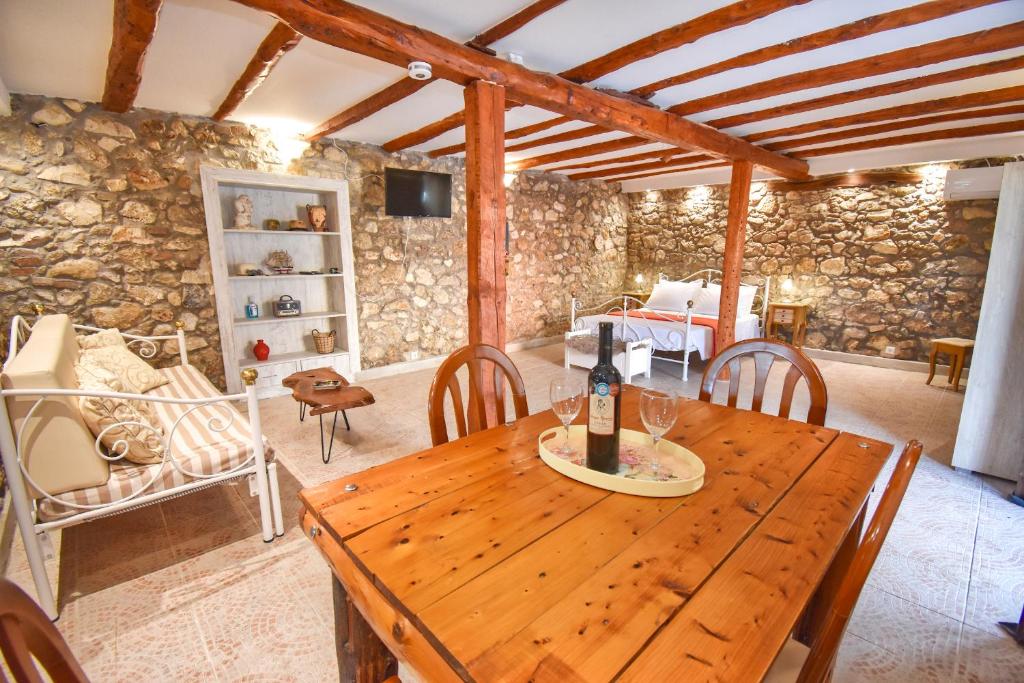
[3,343,1023,681]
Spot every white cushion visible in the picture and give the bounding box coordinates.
[645,280,701,312]
[738,284,758,315]
[693,283,758,316]
[763,638,810,683]
[694,283,721,315]
[79,345,169,394]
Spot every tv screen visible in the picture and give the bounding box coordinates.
[385,168,452,218]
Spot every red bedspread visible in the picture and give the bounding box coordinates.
[607,309,721,355]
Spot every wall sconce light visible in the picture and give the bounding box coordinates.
[634,273,645,289]
[781,277,795,302]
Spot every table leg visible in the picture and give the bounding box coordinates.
[953,353,966,392]
[299,402,307,422]
[333,577,397,683]
[947,352,957,384]
[926,347,938,385]
[343,410,351,431]
[320,411,339,464]
[796,506,866,646]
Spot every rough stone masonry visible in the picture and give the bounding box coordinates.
[0,94,626,388]
[625,163,998,362]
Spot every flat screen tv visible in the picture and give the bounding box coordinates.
[385,168,452,218]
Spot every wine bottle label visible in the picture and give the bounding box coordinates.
[589,383,615,436]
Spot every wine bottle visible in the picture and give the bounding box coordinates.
[587,322,621,473]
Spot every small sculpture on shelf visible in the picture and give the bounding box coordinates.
[264,219,280,231]
[288,219,308,232]
[252,339,270,361]
[233,194,255,229]
[265,250,294,274]
[306,204,328,232]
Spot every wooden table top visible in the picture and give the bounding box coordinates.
[282,367,375,417]
[299,385,892,682]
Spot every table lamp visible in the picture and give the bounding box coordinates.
[781,277,795,303]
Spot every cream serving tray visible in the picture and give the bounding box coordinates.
[538,425,704,498]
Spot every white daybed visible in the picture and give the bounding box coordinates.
[566,269,769,381]
[0,312,284,618]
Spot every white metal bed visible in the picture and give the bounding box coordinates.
[566,269,770,381]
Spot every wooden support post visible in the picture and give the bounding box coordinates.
[464,79,507,428]
[717,159,753,354]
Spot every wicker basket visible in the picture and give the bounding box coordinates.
[311,329,336,354]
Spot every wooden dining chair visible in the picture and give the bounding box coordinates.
[764,440,924,683]
[0,579,90,683]
[698,339,828,426]
[427,343,529,446]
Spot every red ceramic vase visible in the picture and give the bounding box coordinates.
[252,339,270,361]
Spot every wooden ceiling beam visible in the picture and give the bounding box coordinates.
[525,52,1024,169]
[568,154,712,181]
[213,22,301,121]
[558,0,810,84]
[429,115,572,157]
[670,21,1024,116]
[790,119,1024,157]
[747,85,1024,142]
[236,0,808,178]
[466,0,567,51]
[505,124,607,153]
[306,0,568,142]
[604,161,729,184]
[101,0,163,113]
[424,0,806,156]
[765,104,1024,151]
[632,0,1007,97]
[709,53,1024,129]
[764,171,925,192]
[508,136,648,171]
[546,147,686,172]
[503,0,1013,155]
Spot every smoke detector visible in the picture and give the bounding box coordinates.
[408,61,432,80]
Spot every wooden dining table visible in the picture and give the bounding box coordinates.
[299,385,892,683]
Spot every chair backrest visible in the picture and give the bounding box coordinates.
[0,579,90,683]
[797,440,923,683]
[427,344,528,446]
[698,339,828,426]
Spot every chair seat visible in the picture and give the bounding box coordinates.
[932,337,974,348]
[762,638,811,683]
[38,365,274,520]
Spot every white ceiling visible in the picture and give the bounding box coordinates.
[0,0,1022,189]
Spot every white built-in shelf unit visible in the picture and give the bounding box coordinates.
[201,167,360,398]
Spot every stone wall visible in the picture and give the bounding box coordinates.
[625,164,997,361]
[0,94,626,387]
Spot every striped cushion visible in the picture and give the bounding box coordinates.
[38,365,274,521]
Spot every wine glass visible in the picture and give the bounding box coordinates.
[550,377,584,457]
[640,389,678,477]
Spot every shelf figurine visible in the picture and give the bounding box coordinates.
[233,194,254,229]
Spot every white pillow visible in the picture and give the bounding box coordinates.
[694,283,758,316]
[693,283,721,315]
[644,280,701,312]
[738,285,758,315]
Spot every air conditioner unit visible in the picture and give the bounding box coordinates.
[943,166,1004,200]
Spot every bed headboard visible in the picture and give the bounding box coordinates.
[657,269,771,323]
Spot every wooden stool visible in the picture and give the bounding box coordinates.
[926,338,974,392]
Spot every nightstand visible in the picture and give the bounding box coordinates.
[767,301,810,347]
[622,290,650,309]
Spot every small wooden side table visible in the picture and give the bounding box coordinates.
[282,368,375,462]
[926,337,974,392]
[767,301,810,347]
